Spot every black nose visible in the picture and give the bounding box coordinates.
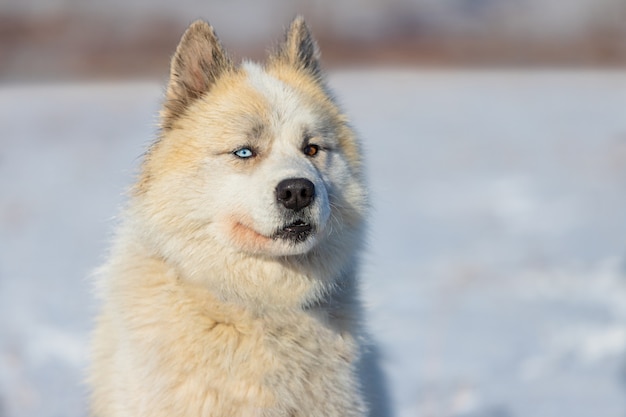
[276,178,315,211]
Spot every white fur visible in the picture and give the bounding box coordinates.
[89,20,375,417]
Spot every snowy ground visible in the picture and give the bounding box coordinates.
[1,70,626,417]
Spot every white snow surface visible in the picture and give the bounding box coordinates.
[1,70,626,417]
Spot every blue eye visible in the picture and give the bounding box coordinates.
[234,148,254,158]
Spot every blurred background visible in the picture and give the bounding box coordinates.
[1,1,626,417]
[2,0,626,81]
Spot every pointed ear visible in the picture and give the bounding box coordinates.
[161,20,232,130]
[274,16,322,78]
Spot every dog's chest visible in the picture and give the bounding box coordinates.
[255,312,363,416]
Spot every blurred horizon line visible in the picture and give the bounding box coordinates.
[1,10,625,82]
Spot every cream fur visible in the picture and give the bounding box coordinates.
[89,17,372,417]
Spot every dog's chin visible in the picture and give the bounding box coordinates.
[269,220,318,255]
[269,234,318,256]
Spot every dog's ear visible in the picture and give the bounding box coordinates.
[273,16,322,79]
[161,20,232,130]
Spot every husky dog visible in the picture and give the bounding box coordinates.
[89,17,376,417]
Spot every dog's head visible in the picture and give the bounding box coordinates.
[134,18,366,266]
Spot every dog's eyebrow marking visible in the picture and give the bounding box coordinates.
[301,125,334,149]
[301,128,313,142]
[316,123,335,139]
[248,122,265,140]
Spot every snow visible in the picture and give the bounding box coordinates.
[1,70,626,417]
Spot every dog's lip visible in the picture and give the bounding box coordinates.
[281,220,312,234]
[273,219,314,242]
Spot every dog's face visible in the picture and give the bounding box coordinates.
[135,18,366,261]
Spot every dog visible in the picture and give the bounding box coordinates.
[89,17,377,417]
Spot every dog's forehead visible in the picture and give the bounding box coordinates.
[241,62,317,131]
[242,62,295,104]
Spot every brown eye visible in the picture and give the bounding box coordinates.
[303,144,319,157]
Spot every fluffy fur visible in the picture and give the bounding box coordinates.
[89,17,373,417]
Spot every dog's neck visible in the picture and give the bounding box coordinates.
[108,228,351,314]
[189,250,333,311]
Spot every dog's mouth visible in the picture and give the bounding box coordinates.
[274,220,314,243]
